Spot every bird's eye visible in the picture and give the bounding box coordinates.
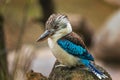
[54,25,58,29]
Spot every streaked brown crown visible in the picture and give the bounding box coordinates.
[45,14,68,30]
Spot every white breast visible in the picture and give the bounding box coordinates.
[48,38,79,67]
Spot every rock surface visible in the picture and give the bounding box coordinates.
[25,61,112,80]
[49,61,111,80]
[26,70,47,80]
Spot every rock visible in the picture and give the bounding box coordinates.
[49,61,111,80]
[26,70,47,80]
[93,10,120,64]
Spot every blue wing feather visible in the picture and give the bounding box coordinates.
[57,39,94,61]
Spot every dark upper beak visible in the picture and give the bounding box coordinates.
[36,30,51,42]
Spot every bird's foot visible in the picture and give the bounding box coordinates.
[55,64,67,68]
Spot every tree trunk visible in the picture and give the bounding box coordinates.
[0,14,9,80]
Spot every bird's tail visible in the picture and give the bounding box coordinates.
[88,63,108,79]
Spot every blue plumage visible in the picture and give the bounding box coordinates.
[57,39,107,79]
[80,59,107,79]
[57,39,94,61]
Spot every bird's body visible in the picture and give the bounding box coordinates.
[48,32,93,67]
[48,33,81,67]
[37,14,108,79]
[48,37,79,66]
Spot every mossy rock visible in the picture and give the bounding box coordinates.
[48,61,112,80]
[26,70,47,80]
[26,61,112,80]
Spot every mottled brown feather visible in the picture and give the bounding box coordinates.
[61,32,86,48]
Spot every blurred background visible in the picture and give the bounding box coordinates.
[0,0,120,80]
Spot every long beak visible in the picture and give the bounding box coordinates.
[36,30,51,42]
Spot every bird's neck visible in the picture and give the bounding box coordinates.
[50,23,72,42]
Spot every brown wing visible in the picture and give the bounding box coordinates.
[61,32,86,48]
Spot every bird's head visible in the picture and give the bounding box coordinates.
[37,14,72,42]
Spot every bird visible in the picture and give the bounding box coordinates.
[36,14,108,79]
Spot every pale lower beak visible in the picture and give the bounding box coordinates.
[36,30,51,42]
